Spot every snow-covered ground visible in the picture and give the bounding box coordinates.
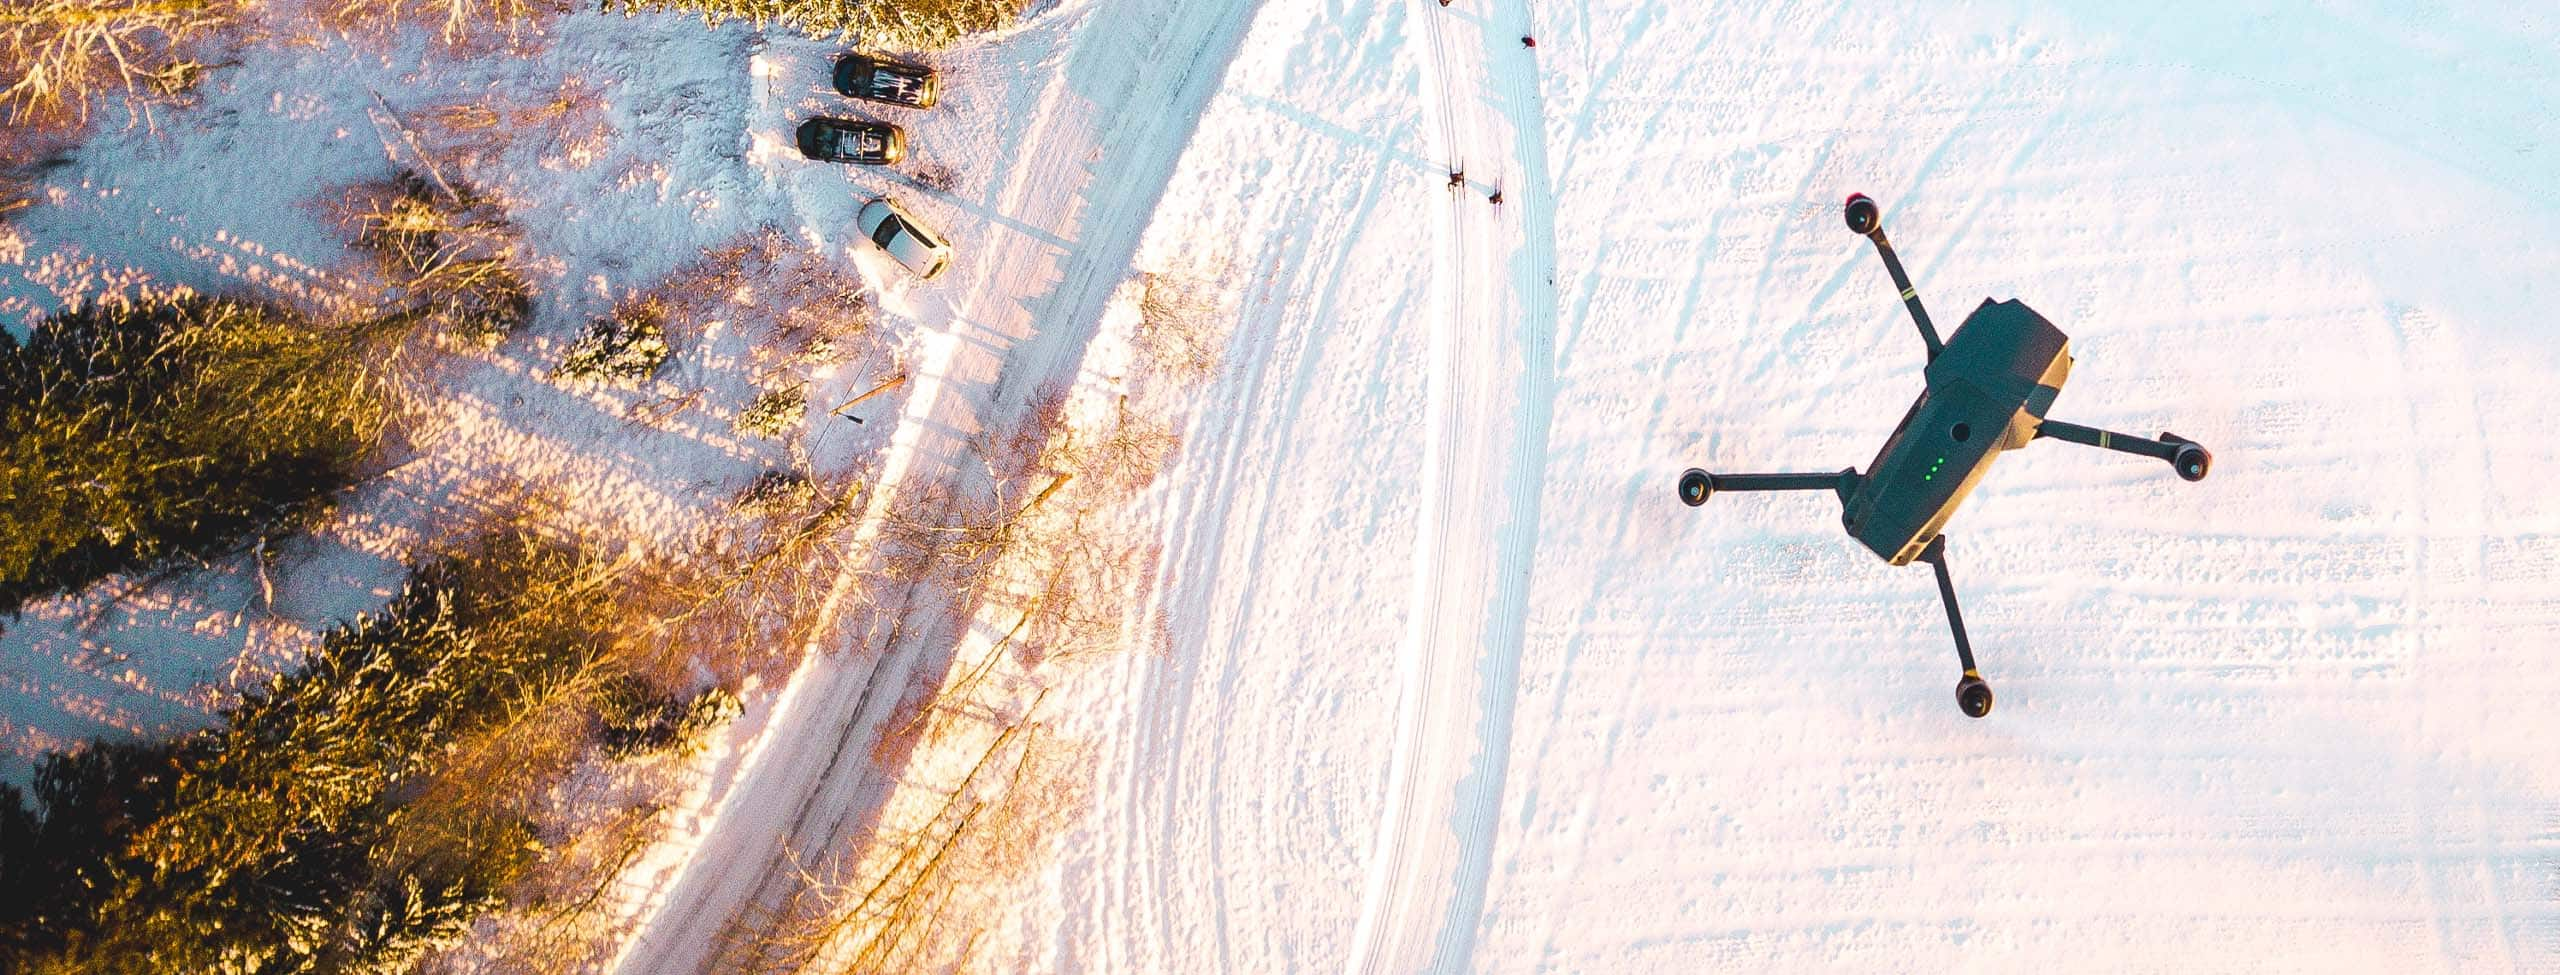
[993,0,2560,971]
[9,0,2560,970]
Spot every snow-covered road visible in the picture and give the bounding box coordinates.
[1003,0,2560,971]
[610,1,1263,970]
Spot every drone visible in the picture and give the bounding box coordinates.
[1679,193,2213,718]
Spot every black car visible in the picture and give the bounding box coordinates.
[832,54,939,110]
[796,118,906,166]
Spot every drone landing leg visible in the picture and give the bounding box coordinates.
[1916,535,1994,718]
[2034,419,2214,482]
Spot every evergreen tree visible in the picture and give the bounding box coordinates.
[0,296,383,614]
[604,0,1025,48]
[0,539,618,972]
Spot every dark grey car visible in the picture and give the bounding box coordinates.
[832,55,938,110]
[796,118,907,166]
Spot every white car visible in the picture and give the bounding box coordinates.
[856,198,952,280]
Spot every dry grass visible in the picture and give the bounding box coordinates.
[1134,270,1229,381]
[328,170,535,358]
[0,0,229,127]
[325,0,557,47]
[730,387,1178,974]
[407,78,608,171]
[424,101,500,132]
[678,229,880,365]
[400,474,868,974]
[0,165,32,220]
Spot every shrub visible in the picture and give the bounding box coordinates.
[599,682,741,759]
[1136,271,1226,379]
[555,308,670,385]
[734,469,816,515]
[735,385,806,439]
[341,170,534,349]
[0,296,384,615]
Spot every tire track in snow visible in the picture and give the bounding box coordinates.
[1109,165,1395,972]
[1072,8,1427,970]
[1344,2,1557,972]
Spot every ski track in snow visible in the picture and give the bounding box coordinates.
[1343,2,1557,973]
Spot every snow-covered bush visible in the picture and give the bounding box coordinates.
[554,310,670,384]
[735,385,807,439]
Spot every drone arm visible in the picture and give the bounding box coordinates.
[1862,233,1945,360]
[1915,535,1978,676]
[2034,419,2174,460]
[1712,472,1853,492]
[1918,535,1997,716]
[2035,420,2214,481]
[1679,468,1860,506]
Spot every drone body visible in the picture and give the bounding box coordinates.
[1844,297,2070,565]
[1679,194,2212,717]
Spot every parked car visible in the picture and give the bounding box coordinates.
[833,54,939,109]
[857,197,952,280]
[797,118,906,165]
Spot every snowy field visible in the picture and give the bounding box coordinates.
[7,0,2560,971]
[995,1,2560,972]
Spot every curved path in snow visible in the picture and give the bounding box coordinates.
[1343,2,1559,972]
[610,2,1261,971]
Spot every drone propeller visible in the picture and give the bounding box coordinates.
[1678,469,1713,506]
[1844,193,1881,235]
